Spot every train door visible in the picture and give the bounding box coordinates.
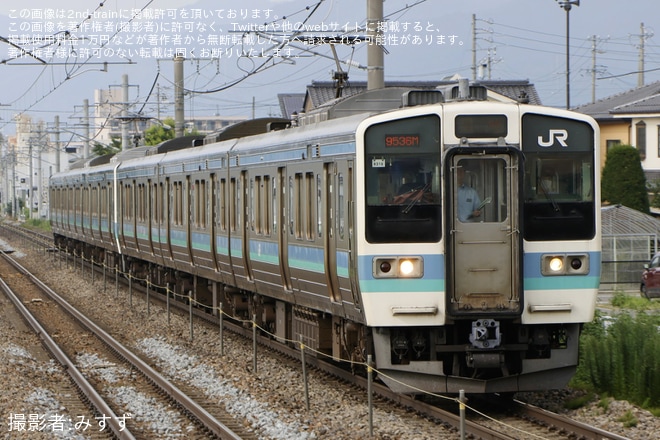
[118,183,127,250]
[81,186,87,238]
[324,162,341,303]
[241,170,254,281]
[165,177,174,260]
[74,186,81,234]
[147,180,155,255]
[210,174,219,271]
[277,167,292,291]
[90,184,96,241]
[446,152,522,316]
[186,176,194,263]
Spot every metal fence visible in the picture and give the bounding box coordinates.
[600,233,657,290]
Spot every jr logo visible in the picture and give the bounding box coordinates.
[538,129,568,147]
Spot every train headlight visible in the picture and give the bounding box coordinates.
[399,259,415,276]
[541,254,589,276]
[549,257,563,272]
[373,257,423,278]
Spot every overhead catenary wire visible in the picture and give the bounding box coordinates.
[0,0,154,130]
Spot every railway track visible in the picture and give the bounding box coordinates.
[0,248,252,440]
[0,223,637,439]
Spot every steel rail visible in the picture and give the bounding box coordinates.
[0,252,135,440]
[0,250,244,440]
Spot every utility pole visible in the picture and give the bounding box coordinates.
[54,115,61,173]
[11,151,16,219]
[157,83,161,121]
[83,99,90,159]
[121,74,130,150]
[37,131,42,218]
[28,138,33,218]
[472,14,477,81]
[588,35,607,104]
[174,55,185,138]
[637,22,653,87]
[556,0,580,109]
[591,35,597,103]
[366,0,384,90]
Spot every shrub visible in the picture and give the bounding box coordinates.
[575,312,660,408]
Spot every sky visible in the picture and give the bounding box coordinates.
[0,0,658,139]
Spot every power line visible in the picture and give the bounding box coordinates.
[1,0,154,128]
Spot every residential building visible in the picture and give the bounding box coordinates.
[574,81,660,181]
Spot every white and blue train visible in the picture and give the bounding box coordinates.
[50,83,601,394]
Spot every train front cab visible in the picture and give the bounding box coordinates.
[356,103,600,394]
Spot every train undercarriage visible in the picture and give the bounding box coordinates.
[58,235,580,395]
[57,236,371,371]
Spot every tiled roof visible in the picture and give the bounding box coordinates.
[277,93,305,118]
[573,81,660,120]
[304,79,542,110]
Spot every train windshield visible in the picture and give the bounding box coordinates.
[522,113,596,240]
[363,114,442,243]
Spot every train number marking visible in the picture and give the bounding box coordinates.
[372,158,386,168]
[538,129,568,148]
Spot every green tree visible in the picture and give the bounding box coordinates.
[92,137,121,156]
[601,144,649,214]
[143,118,199,145]
[144,117,175,145]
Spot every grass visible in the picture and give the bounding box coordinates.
[570,300,660,418]
[563,392,596,410]
[21,218,51,232]
[611,291,660,311]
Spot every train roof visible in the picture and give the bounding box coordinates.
[51,82,549,185]
[202,118,291,145]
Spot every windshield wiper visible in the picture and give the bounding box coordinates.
[402,183,431,214]
[539,181,560,213]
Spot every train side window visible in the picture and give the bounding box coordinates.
[91,186,98,221]
[133,182,137,222]
[263,175,271,236]
[140,184,145,224]
[177,181,182,227]
[171,182,176,226]
[288,176,294,236]
[82,187,87,226]
[230,178,237,232]
[108,184,113,226]
[317,174,322,238]
[172,182,177,226]
[160,182,166,227]
[174,181,183,226]
[306,172,314,240]
[128,183,135,220]
[200,179,207,228]
[139,183,146,223]
[236,177,242,232]
[202,179,208,228]
[219,178,227,231]
[128,183,133,221]
[192,179,198,227]
[295,173,303,239]
[338,173,345,239]
[252,177,258,233]
[152,182,158,224]
[272,175,278,235]
[196,179,207,228]
[125,183,133,221]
